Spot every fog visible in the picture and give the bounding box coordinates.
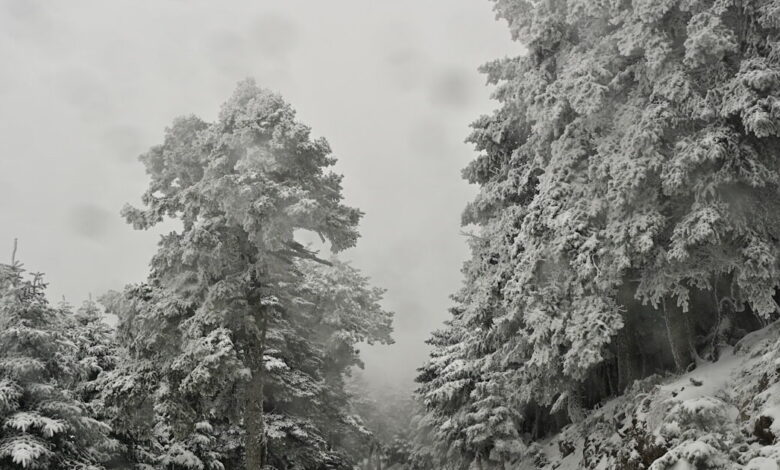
[0,0,521,388]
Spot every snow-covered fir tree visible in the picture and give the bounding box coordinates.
[0,258,117,469]
[415,0,780,467]
[105,79,393,469]
[63,298,119,410]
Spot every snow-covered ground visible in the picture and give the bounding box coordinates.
[523,322,780,469]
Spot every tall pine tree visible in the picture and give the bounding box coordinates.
[116,79,392,469]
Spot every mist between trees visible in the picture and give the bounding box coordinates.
[3,0,780,469]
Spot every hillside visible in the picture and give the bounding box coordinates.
[525,322,780,469]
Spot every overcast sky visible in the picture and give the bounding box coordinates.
[0,0,521,388]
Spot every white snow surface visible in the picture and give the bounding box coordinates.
[521,322,780,469]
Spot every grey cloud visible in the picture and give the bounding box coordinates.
[408,120,449,156]
[3,0,45,24]
[0,71,11,97]
[384,47,428,91]
[68,204,114,241]
[206,14,297,82]
[377,20,428,91]
[1,0,57,53]
[252,13,299,60]
[206,30,251,78]
[429,67,474,108]
[59,68,114,121]
[0,178,15,209]
[100,125,146,163]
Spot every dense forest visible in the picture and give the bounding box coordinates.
[2,0,780,469]
[413,0,780,468]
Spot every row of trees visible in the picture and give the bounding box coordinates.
[0,80,394,469]
[0,257,118,469]
[413,0,780,468]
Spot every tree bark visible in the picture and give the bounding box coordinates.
[708,282,725,360]
[615,285,640,391]
[474,454,484,470]
[605,362,616,397]
[532,406,541,440]
[662,297,694,372]
[616,330,634,392]
[245,313,269,469]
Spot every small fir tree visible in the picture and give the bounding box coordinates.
[0,254,117,469]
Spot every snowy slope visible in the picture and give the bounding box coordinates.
[521,322,780,469]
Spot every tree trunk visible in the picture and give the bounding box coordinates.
[616,331,634,392]
[245,313,269,469]
[474,454,484,470]
[605,362,616,397]
[532,406,541,440]
[662,297,694,372]
[708,285,724,361]
[567,391,585,424]
[615,285,640,391]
